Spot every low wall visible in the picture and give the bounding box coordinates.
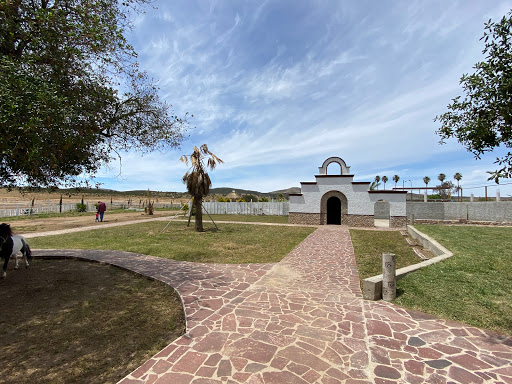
[362,226,453,300]
[201,202,289,216]
[407,201,512,223]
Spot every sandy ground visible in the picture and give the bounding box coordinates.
[6,210,184,234]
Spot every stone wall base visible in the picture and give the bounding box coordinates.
[290,213,408,228]
[343,214,374,227]
[412,219,512,226]
[289,213,320,225]
[390,216,407,228]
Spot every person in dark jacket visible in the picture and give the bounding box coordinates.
[97,201,107,222]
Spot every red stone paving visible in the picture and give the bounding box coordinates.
[31,224,512,383]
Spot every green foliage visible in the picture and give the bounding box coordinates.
[436,10,512,183]
[0,0,188,188]
[396,225,512,336]
[434,181,455,200]
[75,203,87,212]
[381,175,388,189]
[258,197,269,202]
[217,197,230,202]
[242,194,258,202]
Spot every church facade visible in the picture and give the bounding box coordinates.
[288,157,407,228]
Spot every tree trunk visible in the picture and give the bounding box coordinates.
[194,198,204,232]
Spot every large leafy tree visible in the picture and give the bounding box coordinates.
[0,0,188,188]
[436,10,512,183]
[180,145,223,232]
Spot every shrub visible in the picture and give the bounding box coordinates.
[75,203,88,212]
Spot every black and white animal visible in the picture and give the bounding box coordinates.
[0,223,32,278]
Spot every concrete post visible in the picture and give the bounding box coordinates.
[424,190,427,202]
[497,190,501,202]
[382,253,396,301]
[470,194,474,202]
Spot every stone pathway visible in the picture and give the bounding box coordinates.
[32,225,512,383]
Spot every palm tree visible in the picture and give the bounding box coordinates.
[382,175,388,190]
[423,176,431,199]
[438,173,447,201]
[374,175,381,190]
[454,172,463,201]
[392,175,400,189]
[180,144,223,232]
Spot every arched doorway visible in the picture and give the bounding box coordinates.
[327,197,341,224]
[320,191,348,225]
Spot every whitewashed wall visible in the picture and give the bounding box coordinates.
[290,177,406,216]
[201,202,289,216]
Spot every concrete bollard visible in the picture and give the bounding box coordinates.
[470,194,474,202]
[382,253,396,301]
[497,190,501,202]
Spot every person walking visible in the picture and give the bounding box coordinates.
[97,201,107,222]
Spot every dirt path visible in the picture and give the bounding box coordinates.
[6,210,185,234]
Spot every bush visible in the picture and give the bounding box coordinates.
[75,203,88,212]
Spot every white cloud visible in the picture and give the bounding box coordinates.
[93,1,512,197]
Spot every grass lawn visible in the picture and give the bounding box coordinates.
[395,225,512,336]
[350,229,422,280]
[206,214,290,224]
[29,221,315,264]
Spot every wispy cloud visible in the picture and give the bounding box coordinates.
[97,1,512,195]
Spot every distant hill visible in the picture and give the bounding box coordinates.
[210,187,301,198]
[209,187,264,196]
[269,187,301,196]
[22,186,300,199]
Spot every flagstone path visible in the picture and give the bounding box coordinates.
[33,225,512,383]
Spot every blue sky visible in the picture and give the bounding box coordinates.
[96,0,512,198]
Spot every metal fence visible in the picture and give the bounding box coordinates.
[200,202,289,216]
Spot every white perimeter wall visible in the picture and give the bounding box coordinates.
[290,177,406,216]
